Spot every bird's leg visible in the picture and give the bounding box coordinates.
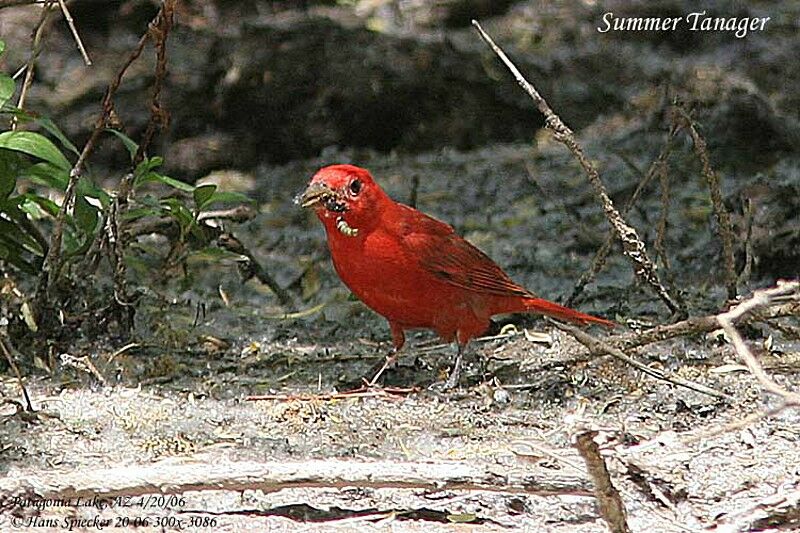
[443,342,466,390]
[366,323,405,386]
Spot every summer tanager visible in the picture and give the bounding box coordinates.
[299,164,613,387]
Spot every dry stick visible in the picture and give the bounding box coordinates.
[575,432,631,533]
[55,0,91,66]
[674,107,737,300]
[552,320,732,400]
[738,196,754,285]
[217,233,295,307]
[610,298,800,352]
[109,0,176,327]
[128,0,176,182]
[472,20,680,315]
[654,146,672,272]
[36,2,164,304]
[11,0,55,130]
[0,337,33,411]
[716,281,800,406]
[710,484,800,532]
[0,459,592,507]
[567,126,681,309]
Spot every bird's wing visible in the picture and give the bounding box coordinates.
[391,204,532,298]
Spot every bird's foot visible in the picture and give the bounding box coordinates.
[429,349,464,391]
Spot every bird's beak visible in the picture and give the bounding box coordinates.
[295,182,335,209]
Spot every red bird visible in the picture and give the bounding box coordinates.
[299,164,613,388]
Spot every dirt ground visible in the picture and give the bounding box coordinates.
[2,138,799,531]
[2,0,800,531]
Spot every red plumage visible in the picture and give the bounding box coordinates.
[299,164,613,384]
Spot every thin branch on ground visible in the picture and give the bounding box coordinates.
[674,106,737,300]
[610,295,800,351]
[716,281,800,406]
[0,336,33,411]
[217,233,295,308]
[551,320,732,400]
[246,385,419,402]
[472,20,680,315]
[0,459,592,509]
[575,431,631,533]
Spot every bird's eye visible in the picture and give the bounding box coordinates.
[349,179,362,196]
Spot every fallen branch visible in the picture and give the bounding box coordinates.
[575,432,631,533]
[0,458,592,509]
[716,281,800,406]
[710,484,800,532]
[552,320,732,400]
[217,233,295,308]
[472,20,681,315]
[610,298,800,352]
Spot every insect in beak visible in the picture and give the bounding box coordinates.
[336,217,359,237]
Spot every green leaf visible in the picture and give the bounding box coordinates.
[106,129,138,160]
[0,152,20,199]
[0,131,71,170]
[193,184,217,210]
[146,172,194,193]
[206,190,253,206]
[0,40,5,56]
[160,197,194,227]
[19,161,69,189]
[19,193,60,217]
[74,193,99,233]
[36,117,80,156]
[0,73,15,109]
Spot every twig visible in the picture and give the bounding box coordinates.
[738,196,754,285]
[11,0,55,130]
[674,106,737,300]
[0,336,33,411]
[0,459,592,508]
[472,20,680,315]
[56,0,91,66]
[716,281,800,406]
[568,125,681,310]
[127,0,176,184]
[709,484,800,532]
[611,297,800,351]
[654,142,673,273]
[575,431,631,533]
[217,233,295,308]
[552,320,732,400]
[35,1,171,311]
[246,385,419,402]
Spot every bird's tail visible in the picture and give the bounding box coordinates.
[523,297,615,328]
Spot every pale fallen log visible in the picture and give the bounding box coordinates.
[0,458,591,508]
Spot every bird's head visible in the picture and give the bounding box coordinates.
[297,164,389,238]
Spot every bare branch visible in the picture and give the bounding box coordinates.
[716,281,800,405]
[552,320,732,400]
[472,20,681,314]
[56,0,91,66]
[674,106,738,300]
